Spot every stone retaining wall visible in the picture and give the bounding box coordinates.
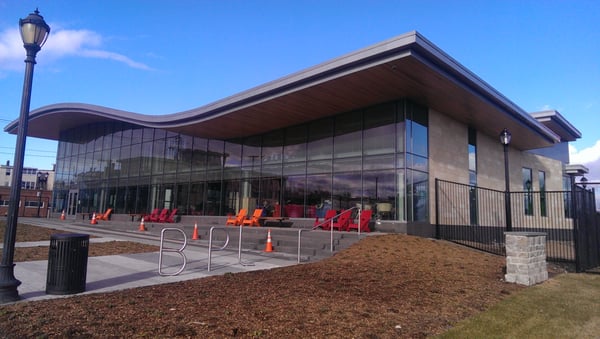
[504,232,548,286]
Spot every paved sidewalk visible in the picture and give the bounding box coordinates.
[7,218,301,304]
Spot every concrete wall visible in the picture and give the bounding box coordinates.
[427,108,567,226]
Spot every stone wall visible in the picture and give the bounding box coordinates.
[504,232,548,286]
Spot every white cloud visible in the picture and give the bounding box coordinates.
[0,27,152,71]
[0,27,26,71]
[569,140,600,165]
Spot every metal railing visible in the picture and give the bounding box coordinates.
[435,178,599,270]
[297,206,362,262]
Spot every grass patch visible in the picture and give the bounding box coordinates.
[437,273,600,338]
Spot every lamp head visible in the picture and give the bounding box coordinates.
[19,9,50,51]
[499,128,511,146]
[580,176,588,189]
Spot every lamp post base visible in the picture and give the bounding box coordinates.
[0,264,21,303]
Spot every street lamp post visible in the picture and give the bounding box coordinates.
[500,128,512,232]
[0,9,50,303]
[36,191,42,217]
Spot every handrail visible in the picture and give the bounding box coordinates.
[298,206,361,262]
[158,228,187,276]
[312,206,359,230]
[207,226,230,272]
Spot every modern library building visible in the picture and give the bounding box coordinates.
[7,31,583,234]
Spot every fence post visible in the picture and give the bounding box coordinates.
[435,178,440,239]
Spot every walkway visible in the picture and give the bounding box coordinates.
[5,217,302,304]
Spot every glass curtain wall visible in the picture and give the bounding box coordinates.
[53,99,429,222]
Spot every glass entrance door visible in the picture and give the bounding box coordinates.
[66,189,79,218]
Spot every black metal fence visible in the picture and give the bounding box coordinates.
[435,179,599,272]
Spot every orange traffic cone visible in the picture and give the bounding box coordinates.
[90,212,97,225]
[138,217,146,232]
[192,222,199,240]
[60,210,65,220]
[264,229,274,252]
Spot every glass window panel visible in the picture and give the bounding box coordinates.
[109,148,121,178]
[94,135,103,152]
[334,131,361,159]
[469,171,477,186]
[468,144,476,172]
[224,141,242,168]
[363,170,395,208]
[407,154,428,172]
[103,129,113,150]
[140,142,152,176]
[262,130,283,165]
[113,129,123,148]
[188,182,205,215]
[223,167,242,180]
[333,172,362,210]
[365,103,395,129]
[261,164,282,178]
[75,156,85,178]
[135,128,154,142]
[305,174,332,218]
[120,145,131,177]
[396,119,405,154]
[190,171,208,182]
[282,161,306,176]
[152,138,165,174]
[410,121,428,157]
[121,128,132,146]
[363,154,395,170]
[57,141,66,159]
[333,157,362,173]
[154,129,167,140]
[260,177,281,211]
[242,136,261,168]
[284,175,306,206]
[307,118,333,161]
[207,140,225,171]
[364,124,395,156]
[191,137,208,170]
[334,111,362,159]
[407,169,428,222]
[85,138,95,153]
[307,159,332,174]
[132,128,143,144]
[69,142,78,156]
[284,124,307,163]
[176,135,193,174]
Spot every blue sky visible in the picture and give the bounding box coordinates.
[0,0,599,183]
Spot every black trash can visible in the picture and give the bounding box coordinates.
[46,233,89,295]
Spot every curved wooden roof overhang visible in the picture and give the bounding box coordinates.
[5,31,560,150]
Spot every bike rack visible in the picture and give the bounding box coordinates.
[207,226,230,272]
[158,228,187,276]
[237,224,255,268]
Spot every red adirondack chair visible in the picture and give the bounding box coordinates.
[144,208,159,222]
[331,209,352,231]
[316,209,338,231]
[162,208,178,223]
[149,208,168,222]
[348,209,372,232]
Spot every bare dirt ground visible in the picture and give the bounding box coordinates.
[0,223,564,338]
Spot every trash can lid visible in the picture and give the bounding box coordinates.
[50,233,89,240]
